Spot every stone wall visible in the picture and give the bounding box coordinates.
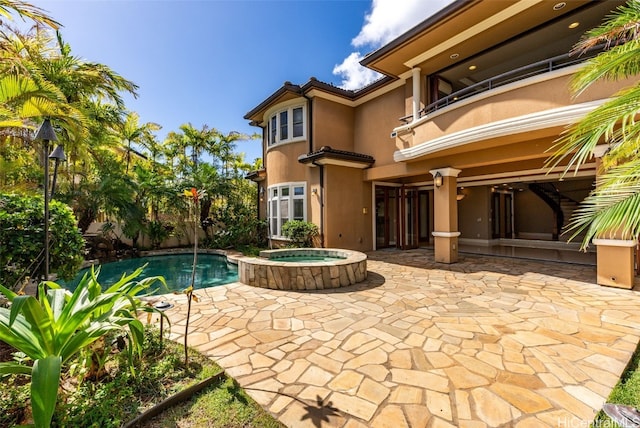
[237,249,367,291]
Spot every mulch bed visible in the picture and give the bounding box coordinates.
[0,340,16,362]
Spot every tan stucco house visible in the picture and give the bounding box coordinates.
[245,0,637,288]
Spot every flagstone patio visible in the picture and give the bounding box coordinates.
[152,249,640,427]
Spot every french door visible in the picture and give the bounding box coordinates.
[399,186,419,249]
[376,185,430,250]
[375,187,397,248]
[492,191,514,239]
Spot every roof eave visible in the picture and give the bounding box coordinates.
[360,0,475,72]
[298,147,375,169]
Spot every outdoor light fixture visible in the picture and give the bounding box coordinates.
[153,301,174,350]
[34,118,58,281]
[434,172,443,188]
[259,186,265,201]
[312,188,318,196]
[457,187,466,201]
[48,144,66,198]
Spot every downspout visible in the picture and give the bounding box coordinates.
[303,89,322,246]
[301,92,313,153]
[313,161,325,248]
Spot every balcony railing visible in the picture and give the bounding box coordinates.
[399,47,602,124]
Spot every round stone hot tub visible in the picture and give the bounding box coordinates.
[237,248,367,290]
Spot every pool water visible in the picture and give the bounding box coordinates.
[270,256,346,263]
[59,254,238,294]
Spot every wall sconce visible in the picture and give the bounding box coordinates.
[434,172,443,188]
[456,187,466,201]
[259,187,265,201]
[311,188,318,196]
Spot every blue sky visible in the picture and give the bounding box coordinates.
[34,0,452,163]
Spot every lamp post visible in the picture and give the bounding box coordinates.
[34,119,58,281]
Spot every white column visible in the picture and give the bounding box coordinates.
[412,67,421,122]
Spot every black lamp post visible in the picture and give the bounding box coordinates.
[34,118,58,281]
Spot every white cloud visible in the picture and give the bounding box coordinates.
[332,52,382,91]
[333,0,454,90]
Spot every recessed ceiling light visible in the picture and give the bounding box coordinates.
[450,53,459,59]
[568,22,580,29]
[468,65,477,71]
[553,2,566,10]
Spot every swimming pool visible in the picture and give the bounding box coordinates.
[60,254,238,294]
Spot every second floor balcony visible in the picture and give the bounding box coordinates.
[392,1,626,163]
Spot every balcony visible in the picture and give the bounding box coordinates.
[421,48,600,121]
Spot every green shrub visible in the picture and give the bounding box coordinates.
[0,192,84,289]
[281,220,319,248]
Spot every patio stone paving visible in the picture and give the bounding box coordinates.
[150,249,640,427]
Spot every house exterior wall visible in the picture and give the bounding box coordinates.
[324,165,372,252]
[313,98,354,152]
[354,86,405,166]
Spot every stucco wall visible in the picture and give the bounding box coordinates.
[323,165,372,251]
[313,98,354,153]
[265,141,307,184]
[354,86,405,167]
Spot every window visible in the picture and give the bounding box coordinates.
[280,111,288,141]
[268,182,306,237]
[293,107,303,138]
[267,105,305,146]
[269,116,277,145]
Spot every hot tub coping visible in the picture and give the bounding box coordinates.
[256,248,365,265]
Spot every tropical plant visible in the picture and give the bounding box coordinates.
[0,268,162,428]
[147,220,170,249]
[0,192,84,290]
[281,220,319,248]
[120,112,160,173]
[546,1,640,248]
[0,0,61,29]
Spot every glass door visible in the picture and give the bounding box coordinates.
[492,190,514,239]
[400,186,419,249]
[375,187,397,248]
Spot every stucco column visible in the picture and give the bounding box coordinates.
[412,67,421,122]
[592,144,636,289]
[430,167,461,263]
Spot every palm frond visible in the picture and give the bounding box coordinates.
[572,41,640,95]
[546,82,640,173]
[565,160,640,248]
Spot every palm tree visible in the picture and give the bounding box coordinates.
[546,1,640,249]
[0,0,60,29]
[119,112,160,173]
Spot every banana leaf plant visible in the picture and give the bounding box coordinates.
[0,267,164,428]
